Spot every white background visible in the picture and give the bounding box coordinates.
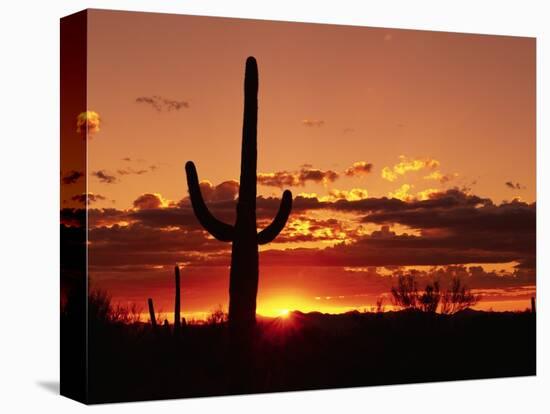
[0,0,548,412]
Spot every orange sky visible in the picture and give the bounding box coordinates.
[61,10,536,318]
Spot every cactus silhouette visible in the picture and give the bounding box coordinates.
[185,56,292,333]
[147,298,157,330]
[174,265,181,335]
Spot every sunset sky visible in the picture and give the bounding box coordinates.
[61,10,536,319]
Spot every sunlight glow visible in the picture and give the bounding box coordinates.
[278,309,290,318]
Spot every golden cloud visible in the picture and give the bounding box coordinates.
[76,110,101,137]
[133,193,172,210]
[322,188,369,202]
[381,156,440,182]
[388,184,413,201]
[388,184,439,202]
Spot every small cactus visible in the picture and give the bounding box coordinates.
[186,57,292,333]
[174,265,181,335]
[147,298,157,329]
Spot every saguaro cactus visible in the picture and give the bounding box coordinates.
[185,57,292,333]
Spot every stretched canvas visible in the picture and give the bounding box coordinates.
[60,9,536,404]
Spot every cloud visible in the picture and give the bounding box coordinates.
[423,171,457,184]
[259,203,535,267]
[133,193,171,210]
[289,188,492,216]
[76,111,100,137]
[61,208,86,228]
[117,158,160,175]
[71,193,106,205]
[88,224,227,268]
[387,184,441,202]
[271,216,350,244]
[381,156,440,182]
[388,184,413,201]
[322,188,369,202]
[136,96,190,112]
[505,181,526,190]
[258,167,339,188]
[362,199,535,240]
[117,167,149,176]
[196,180,240,202]
[88,208,130,228]
[92,170,117,184]
[61,170,84,185]
[344,161,373,177]
[84,187,534,275]
[302,119,325,127]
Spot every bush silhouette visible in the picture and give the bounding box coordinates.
[391,274,419,310]
[440,277,480,314]
[418,281,441,313]
[391,275,478,314]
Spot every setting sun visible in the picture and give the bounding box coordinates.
[278,309,290,318]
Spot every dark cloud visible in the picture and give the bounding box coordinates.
[259,224,533,268]
[84,187,535,273]
[89,224,228,268]
[302,119,324,127]
[89,208,130,228]
[62,170,84,185]
[197,180,240,202]
[258,167,339,188]
[60,208,85,227]
[71,193,106,205]
[362,198,535,234]
[117,159,160,176]
[136,95,190,112]
[344,161,373,177]
[280,188,491,216]
[505,181,526,190]
[92,170,117,184]
[117,167,149,176]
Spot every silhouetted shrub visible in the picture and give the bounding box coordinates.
[440,277,480,314]
[206,305,228,326]
[376,296,386,313]
[391,275,418,309]
[391,275,478,314]
[88,289,142,325]
[418,281,441,313]
[88,289,112,324]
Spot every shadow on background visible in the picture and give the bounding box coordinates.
[37,381,59,395]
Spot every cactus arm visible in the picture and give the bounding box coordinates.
[185,161,235,242]
[257,190,293,245]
